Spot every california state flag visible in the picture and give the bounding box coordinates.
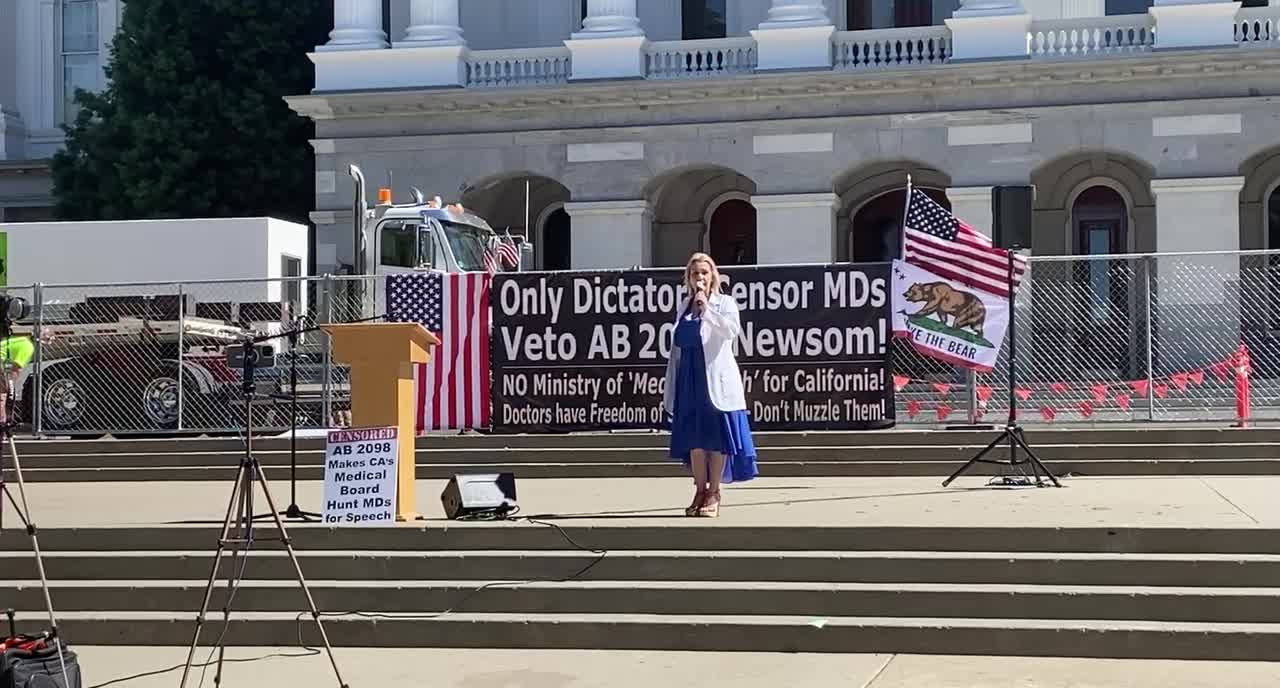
[891,259,1011,373]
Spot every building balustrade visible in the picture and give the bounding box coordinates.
[310,0,1280,92]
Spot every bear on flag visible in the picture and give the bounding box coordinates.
[891,186,1026,373]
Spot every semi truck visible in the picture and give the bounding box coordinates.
[0,217,310,434]
[0,171,530,436]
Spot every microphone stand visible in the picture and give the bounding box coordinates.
[279,323,319,522]
[251,313,386,522]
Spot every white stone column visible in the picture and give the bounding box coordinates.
[1150,176,1246,369]
[751,193,838,264]
[317,0,387,52]
[945,0,1032,61]
[401,0,465,45]
[565,0,647,81]
[578,0,644,36]
[751,1,835,71]
[946,187,995,238]
[382,0,469,87]
[0,108,27,160]
[565,200,654,269]
[1149,0,1242,49]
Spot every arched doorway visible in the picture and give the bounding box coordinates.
[849,188,950,262]
[645,165,757,267]
[459,173,570,270]
[708,198,757,266]
[1268,184,1280,250]
[1071,185,1134,379]
[542,207,572,270]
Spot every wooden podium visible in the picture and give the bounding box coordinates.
[321,322,439,522]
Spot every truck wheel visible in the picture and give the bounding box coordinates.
[139,368,189,429]
[40,372,89,430]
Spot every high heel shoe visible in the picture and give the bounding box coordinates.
[685,487,706,517]
[698,490,720,518]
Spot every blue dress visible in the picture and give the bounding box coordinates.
[668,315,759,483]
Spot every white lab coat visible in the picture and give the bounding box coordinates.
[663,291,747,414]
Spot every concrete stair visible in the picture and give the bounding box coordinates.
[5,524,1280,660]
[13,426,1280,481]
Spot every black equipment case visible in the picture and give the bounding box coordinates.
[0,610,82,688]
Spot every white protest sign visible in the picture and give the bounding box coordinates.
[322,426,398,526]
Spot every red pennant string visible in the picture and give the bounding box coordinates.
[1090,384,1108,403]
[1210,362,1230,382]
[932,383,951,396]
[1129,380,1150,397]
[1155,383,1168,399]
[1049,382,1068,394]
[906,400,921,418]
[1039,406,1057,422]
[893,375,910,392]
[1015,387,1032,401]
[1115,393,1132,411]
[1171,373,1188,391]
[976,385,993,402]
[935,404,952,421]
[1078,401,1094,418]
[1188,370,1204,385]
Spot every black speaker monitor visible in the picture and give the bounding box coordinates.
[441,473,517,520]
[991,185,1034,249]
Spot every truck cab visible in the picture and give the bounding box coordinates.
[373,206,507,275]
[343,164,532,320]
[348,164,532,278]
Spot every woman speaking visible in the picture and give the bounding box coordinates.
[664,253,758,518]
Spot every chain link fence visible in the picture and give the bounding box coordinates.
[5,249,1276,436]
[896,251,1272,426]
[4,276,364,436]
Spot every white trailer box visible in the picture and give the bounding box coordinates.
[0,216,310,314]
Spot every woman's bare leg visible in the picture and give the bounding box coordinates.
[687,449,709,515]
[701,451,726,517]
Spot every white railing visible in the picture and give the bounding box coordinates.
[1236,6,1280,46]
[834,26,951,70]
[1028,14,1155,58]
[645,37,757,79]
[451,10,1280,90]
[466,47,572,88]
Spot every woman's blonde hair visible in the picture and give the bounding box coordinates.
[684,252,722,294]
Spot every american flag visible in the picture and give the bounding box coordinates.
[482,240,521,274]
[386,271,491,432]
[903,187,1027,298]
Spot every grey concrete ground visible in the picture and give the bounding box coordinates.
[70,647,1280,687]
[11,474,1280,529]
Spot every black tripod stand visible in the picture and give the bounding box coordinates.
[0,320,72,687]
[942,248,1061,488]
[178,333,348,688]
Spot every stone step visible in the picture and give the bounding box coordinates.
[4,550,1279,587]
[6,580,1280,624]
[38,611,1280,661]
[14,458,1280,482]
[4,525,1278,554]
[14,426,1280,454]
[17,442,1280,469]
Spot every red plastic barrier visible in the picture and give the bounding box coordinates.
[1234,343,1251,428]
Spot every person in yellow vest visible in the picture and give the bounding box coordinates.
[0,334,35,427]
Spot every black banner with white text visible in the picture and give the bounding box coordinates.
[490,263,895,433]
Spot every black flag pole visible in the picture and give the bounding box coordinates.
[941,245,1061,488]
